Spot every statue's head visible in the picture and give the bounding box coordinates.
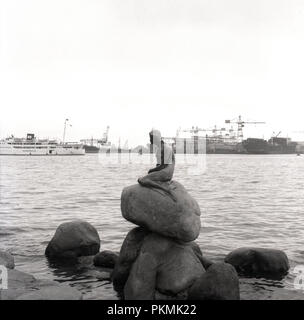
[149,129,161,145]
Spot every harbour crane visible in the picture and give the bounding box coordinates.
[273,131,282,138]
[98,126,110,145]
[225,115,265,142]
[183,126,226,139]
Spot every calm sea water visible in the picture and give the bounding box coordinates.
[1,154,304,300]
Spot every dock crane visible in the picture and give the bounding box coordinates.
[273,131,282,138]
[98,126,110,145]
[183,126,226,139]
[225,115,265,142]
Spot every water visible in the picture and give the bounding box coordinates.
[1,154,304,300]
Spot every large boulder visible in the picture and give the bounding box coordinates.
[124,233,205,300]
[0,250,15,269]
[225,247,290,278]
[93,250,118,268]
[0,269,82,300]
[188,263,240,300]
[112,227,150,293]
[121,181,201,242]
[45,220,100,260]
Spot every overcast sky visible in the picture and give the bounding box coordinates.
[1,0,304,146]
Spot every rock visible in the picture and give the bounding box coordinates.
[188,263,240,300]
[6,269,36,289]
[269,289,304,300]
[16,284,82,300]
[0,269,82,300]
[0,250,15,269]
[225,247,290,278]
[190,242,203,258]
[189,243,213,270]
[112,227,149,292]
[94,250,118,268]
[124,233,205,300]
[45,220,100,260]
[95,271,111,281]
[155,290,188,301]
[121,181,201,242]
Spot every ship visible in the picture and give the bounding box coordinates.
[242,136,298,154]
[81,126,111,153]
[163,116,299,155]
[0,133,85,156]
[163,121,248,154]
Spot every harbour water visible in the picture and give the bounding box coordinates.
[1,154,304,300]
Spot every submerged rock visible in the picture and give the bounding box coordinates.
[45,220,100,260]
[0,269,82,300]
[124,233,205,300]
[0,250,15,269]
[112,227,149,292]
[188,263,240,300]
[16,283,82,300]
[121,181,201,242]
[94,250,118,268]
[225,247,290,278]
[6,269,36,289]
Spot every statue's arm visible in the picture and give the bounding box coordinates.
[148,164,168,174]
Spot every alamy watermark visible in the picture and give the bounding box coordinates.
[97,138,207,176]
[0,265,8,290]
[293,265,304,290]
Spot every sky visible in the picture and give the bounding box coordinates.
[1,0,304,147]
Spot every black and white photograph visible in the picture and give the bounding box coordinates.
[1,0,304,308]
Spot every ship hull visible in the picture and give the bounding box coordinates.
[83,145,100,153]
[243,138,298,154]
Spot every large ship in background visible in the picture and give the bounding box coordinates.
[164,116,300,155]
[81,126,111,153]
[0,119,86,156]
[0,133,84,156]
[243,135,298,154]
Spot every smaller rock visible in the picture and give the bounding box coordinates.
[225,247,290,278]
[7,269,36,289]
[16,284,82,300]
[0,270,37,300]
[0,269,83,300]
[95,271,111,281]
[0,250,15,269]
[188,263,240,300]
[94,250,118,268]
[45,220,100,260]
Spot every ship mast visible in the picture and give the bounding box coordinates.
[62,118,70,143]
